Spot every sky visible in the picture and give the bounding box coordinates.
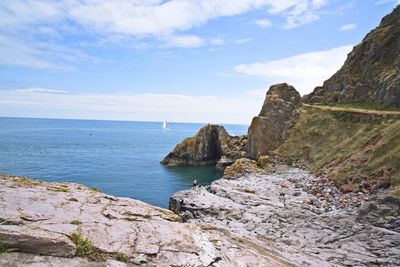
[0,0,399,124]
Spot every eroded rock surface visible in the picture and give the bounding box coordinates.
[247,83,301,159]
[170,167,400,266]
[161,124,247,167]
[0,175,291,266]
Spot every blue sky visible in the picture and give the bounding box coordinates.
[0,0,398,124]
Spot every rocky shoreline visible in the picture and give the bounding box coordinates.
[170,164,400,266]
[0,174,293,266]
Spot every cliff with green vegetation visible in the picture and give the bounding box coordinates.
[274,104,400,191]
[304,5,400,108]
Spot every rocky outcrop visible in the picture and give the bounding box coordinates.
[0,174,292,266]
[161,124,247,167]
[304,5,400,107]
[223,158,266,180]
[170,166,400,266]
[247,83,301,159]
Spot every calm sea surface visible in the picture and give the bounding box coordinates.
[0,117,247,208]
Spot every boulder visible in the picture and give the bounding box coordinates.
[304,5,400,108]
[247,83,301,159]
[223,158,266,180]
[0,225,76,257]
[161,124,246,166]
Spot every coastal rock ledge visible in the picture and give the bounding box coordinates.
[0,174,291,266]
[161,124,247,167]
[170,165,400,266]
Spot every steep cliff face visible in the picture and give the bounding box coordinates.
[304,5,400,107]
[247,83,301,159]
[161,124,246,166]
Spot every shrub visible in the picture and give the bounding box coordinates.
[70,220,82,225]
[68,198,79,202]
[116,252,128,262]
[71,232,93,257]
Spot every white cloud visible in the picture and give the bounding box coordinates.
[0,34,95,70]
[0,88,265,124]
[0,0,329,69]
[234,45,353,95]
[163,35,205,48]
[255,19,272,28]
[0,0,329,39]
[339,24,356,31]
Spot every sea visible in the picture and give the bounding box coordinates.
[0,117,248,208]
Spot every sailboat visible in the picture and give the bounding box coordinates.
[163,118,170,131]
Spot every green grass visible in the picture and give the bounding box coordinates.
[328,101,400,112]
[48,187,69,193]
[71,232,93,257]
[115,252,128,262]
[89,187,102,193]
[275,106,400,187]
[0,242,7,253]
[70,220,82,225]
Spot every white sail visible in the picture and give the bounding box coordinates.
[163,118,169,130]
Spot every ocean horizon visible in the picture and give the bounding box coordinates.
[0,117,248,208]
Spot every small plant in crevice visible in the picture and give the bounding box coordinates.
[70,220,82,225]
[68,197,79,202]
[115,252,128,262]
[71,232,93,257]
[0,242,7,253]
[89,187,102,193]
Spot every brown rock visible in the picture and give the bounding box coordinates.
[161,124,247,166]
[247,83,301,159]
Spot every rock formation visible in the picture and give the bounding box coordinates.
[170,166,400,266]
[304,5,400,108]
[247,83,301,159]
[0,174,291,266]
[161,124,247,167]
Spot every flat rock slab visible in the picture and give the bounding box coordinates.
[171,167,400,266]
[0,175,291,266]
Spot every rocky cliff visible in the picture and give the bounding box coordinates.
[161,124,247,167]
[304,5,400,107]
[247,83,301,159]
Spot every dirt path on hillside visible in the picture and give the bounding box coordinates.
[303,104,400,116]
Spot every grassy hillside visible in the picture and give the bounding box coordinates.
[274,105,400,191]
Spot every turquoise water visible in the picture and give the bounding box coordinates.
[0,117,247,208]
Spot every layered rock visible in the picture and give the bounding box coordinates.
[304,5,400,107]
[247,83,301,159]
[0,174,291,266]
[161,124,247,167]
[170,166,400,266]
